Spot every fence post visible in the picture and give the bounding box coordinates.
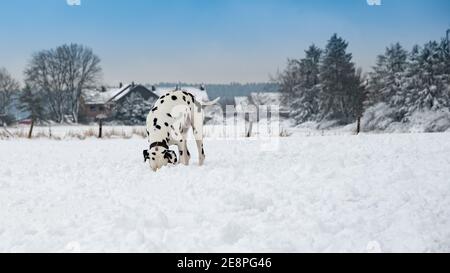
[356,116,361,135]
[28,119,34,139]
[98,119,103,138]
[96,114,107,139]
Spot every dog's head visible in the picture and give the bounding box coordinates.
[147,145,178,171]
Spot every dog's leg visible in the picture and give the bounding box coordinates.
[177,134,190,166]
[191,106,205,166]
[182,129,191,165]
[193,121,205,166]
[195,139,205,166]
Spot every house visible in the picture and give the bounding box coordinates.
[80,83,159,122]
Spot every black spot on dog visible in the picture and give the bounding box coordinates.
[161,100,164,104]
[182,96,186,102]
[187,101,191,105]
[202,148,205,155]
[155,125,161,130]
[166,93,170,96]
[160,95,166,99]
[151,157,155,161]
[167,132,170,137]
[153,118,157,125]
[167,113,172,118]
[151,107,158,112]
[179,150,183,156]
[187,150,190,157]
[164,122,169,127]
[146,130,149,136]
[180,139,183,142]
[171,95,177,101]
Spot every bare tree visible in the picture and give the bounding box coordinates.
[24,44,101,123]
[25,50,68,123]
[0,68,20,124]
[62,44,102,123]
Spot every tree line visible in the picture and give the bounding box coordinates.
[1,31,449,131]
[278,30,450,129]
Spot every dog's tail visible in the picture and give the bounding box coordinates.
[199,97,220,107]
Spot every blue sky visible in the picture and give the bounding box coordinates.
[0,0,449,84]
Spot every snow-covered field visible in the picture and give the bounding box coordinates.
[1,133,449,252]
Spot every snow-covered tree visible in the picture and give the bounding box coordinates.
[318,34,362,123]
[396,45,421,121]
[367,43,409,121]
[367,30,450,124]
[368,43,408,106]
[290,44,322,122]
[115,93,153,125]
[401,37,450,118]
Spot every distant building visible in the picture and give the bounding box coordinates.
[80,83,159,122]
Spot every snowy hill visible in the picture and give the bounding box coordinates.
[0,133,449,252]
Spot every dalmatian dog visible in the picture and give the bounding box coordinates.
[143,90,220,171]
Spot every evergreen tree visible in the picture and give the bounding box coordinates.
[402,38,450,117]
[290,44,322,122]
[318,34,361,123]
[19,85,45,138]
[438,35,450,76]
[415,41,449,111]
[368,43,409,121]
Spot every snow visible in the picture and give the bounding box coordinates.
[1,133,450,252]
[250,92,282,106]
[361,103,450,133]
[1,125,148,139]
